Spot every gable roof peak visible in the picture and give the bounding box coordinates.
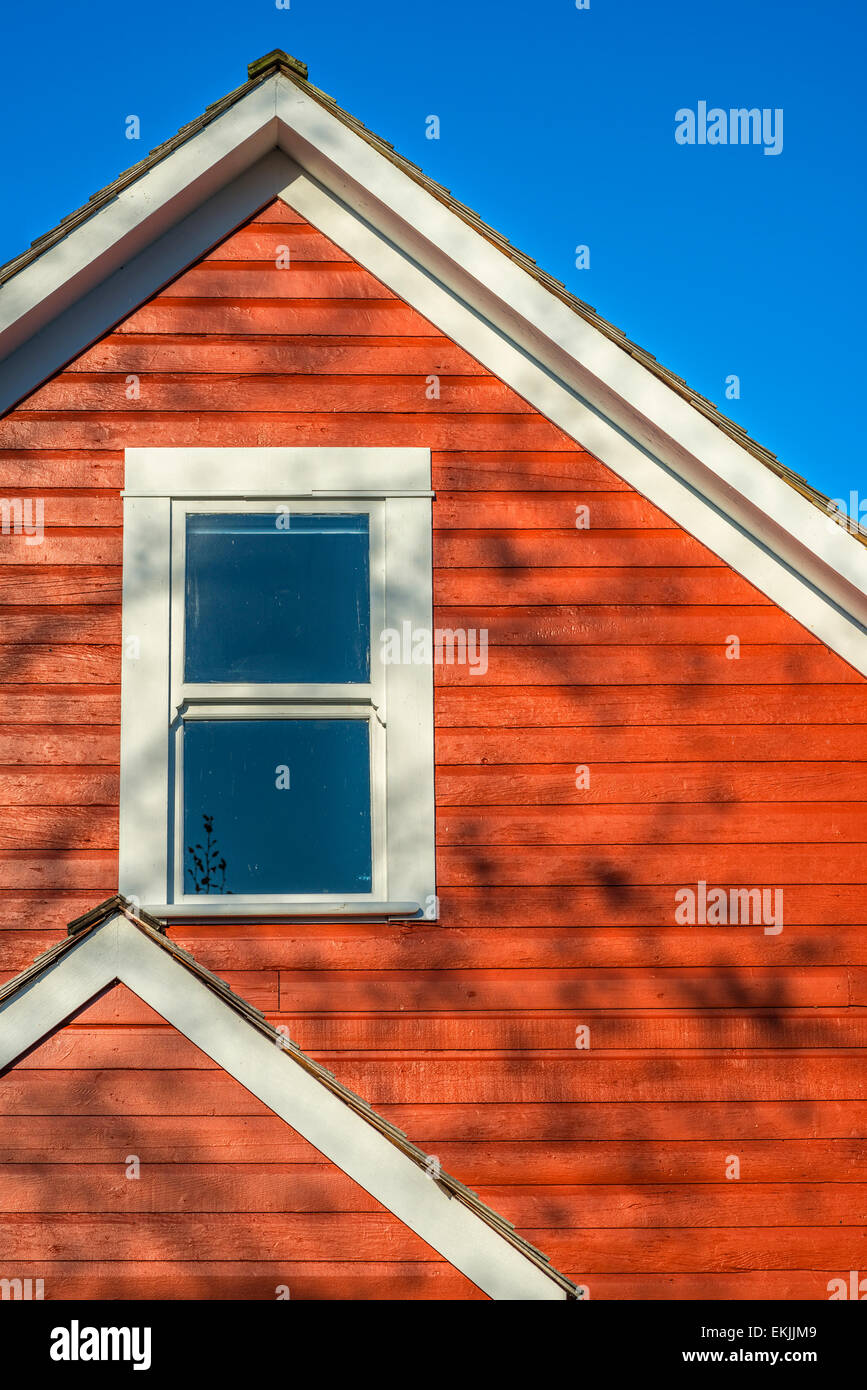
[2,58,867,672]
[66,892,167,937]
[0,898,578,1300]
[248,49,308,83]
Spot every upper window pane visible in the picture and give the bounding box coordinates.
[184,513,370,683]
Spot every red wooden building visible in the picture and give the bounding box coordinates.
[0,51,865,1301]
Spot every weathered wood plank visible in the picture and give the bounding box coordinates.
[75,338,486,377]
[436,761,867,800]
[28,375,529,414]
[434,686,867,726]
[276,968,849,1011]
[0,568,121,604]
[434,646,849,684]
[437,803,867,845]
[0,1260,480,1300]
[3,1101,864,1150]
[434,567,766,603]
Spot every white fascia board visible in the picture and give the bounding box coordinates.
[0,83,278,353]
[0,914,568,1301]
[2,68,864,666]
[273,155,867,673]
[0,151,296,418]
[264,75,867,670]
[124,447,431,494]
[0,925,118,1071]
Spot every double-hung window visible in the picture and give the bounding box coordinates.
[119,449,435,919]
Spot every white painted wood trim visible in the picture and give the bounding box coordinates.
[385,494,436,911]
[120,449,435,916]
[1,71,864,671]
[0,914,569,1301]
[0,86,278,351]
[125,447,431,495]
[119,496,171,907]
[272,160,867,674]
[265,77,867,632]
[0,929,118,1069]
[0,151,296,418]
[143,901,422,919]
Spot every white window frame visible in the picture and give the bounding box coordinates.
[119,448,435,921]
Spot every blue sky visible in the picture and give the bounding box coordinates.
[0,0,863,501]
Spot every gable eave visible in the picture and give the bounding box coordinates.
[0,80,279,357]
[1,63,866,674]
[265,75,867,637]
[0,900,577,1302]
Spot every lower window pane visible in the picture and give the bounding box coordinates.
[182,719,372,895]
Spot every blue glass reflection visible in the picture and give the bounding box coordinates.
[185,513,370,683]
[183,719,372,895]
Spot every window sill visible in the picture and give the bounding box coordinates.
[142,901,425,922]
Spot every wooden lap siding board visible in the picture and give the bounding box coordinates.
[0,198,865,1298]
[1,987,484,1301]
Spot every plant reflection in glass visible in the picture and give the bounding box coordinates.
[186,813,232,894]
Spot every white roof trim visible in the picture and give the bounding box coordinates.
[0,910,571,1301]
[0,85,277,351]
[1,70,866,672]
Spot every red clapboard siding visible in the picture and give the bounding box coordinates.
[0,453,123,488]
[5,1120,867,1176]
[434,529,724,566]
[436,763,867,801]
[200,226,356,261]
[436,843,867,885]
[270,1011,867,1051]
[76,340,486,377]
[434,568,766,603]
[434,685,867,726]
[0,415,584,451]
[0,1013,482,1301]
[6,1099,867,1147]
[27,375,531,414]
[436,804,867,844]
[117,300,445,336]
[3,1212,864,1266]
[0,1263,485,1301]
[0,535,122,566]
[166,922,867,968]
[0,729,119,763]
[434,648,854,685]
[5,923,867,970]
[275,968,851,1010]
[0,1260,842,1300]
[432,452,633,492]
[0,568,122,604]
[0,649,119,685]
[11,1012,867,1059]
[0,197,865,1300]
[4,1170,867,1227]
[436,727,867,761]
[435,885,867,927]
[0,769,118,802]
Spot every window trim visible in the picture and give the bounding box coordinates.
[119,448,435,921]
